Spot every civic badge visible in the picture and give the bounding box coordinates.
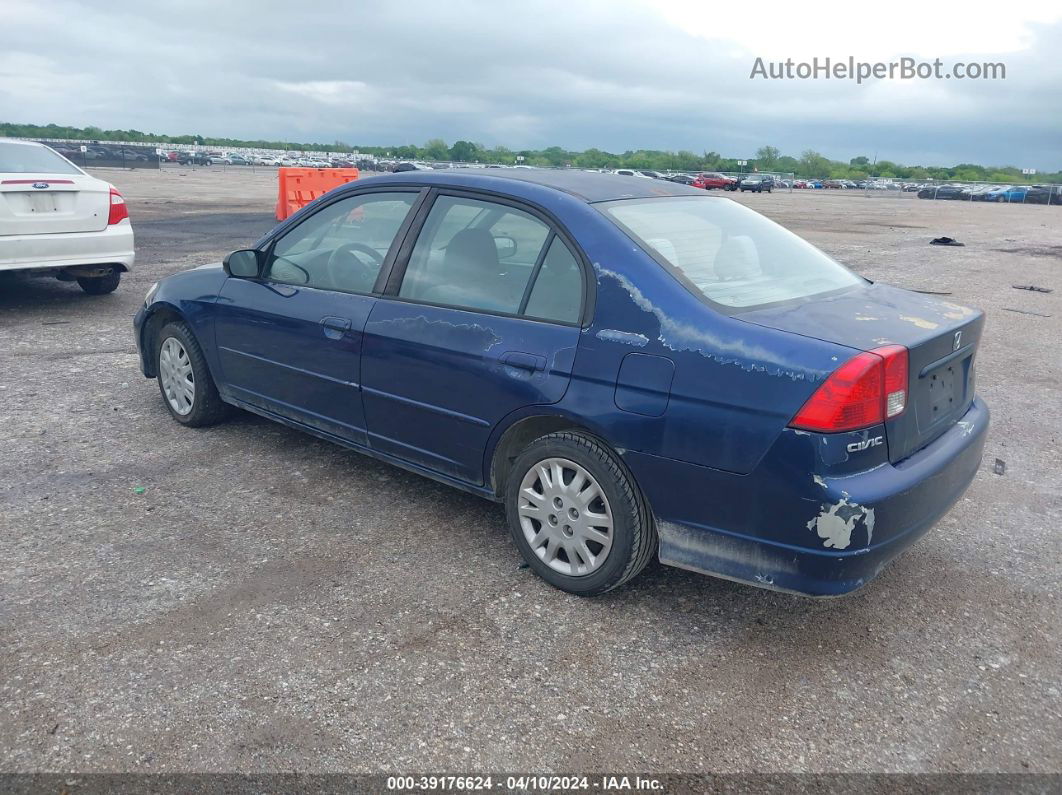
[32,182,49,189]
[953,330,962,351]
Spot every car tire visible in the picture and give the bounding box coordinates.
[505,431,656,596]
[77,270,121,294]
[155,321,229,427]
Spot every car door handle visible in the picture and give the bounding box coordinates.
[320,316,352,339]
[501,351,546,373]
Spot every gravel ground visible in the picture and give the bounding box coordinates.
[1,168,1059,774]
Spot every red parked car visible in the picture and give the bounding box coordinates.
[698,172,737,190]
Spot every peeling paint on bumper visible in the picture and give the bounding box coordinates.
[648,398,989,596]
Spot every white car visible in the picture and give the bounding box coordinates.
[0,139,134,294]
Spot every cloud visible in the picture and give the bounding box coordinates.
[0,0,1059,168]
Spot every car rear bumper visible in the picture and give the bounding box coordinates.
[0,220,134,272]
[628,398,989,596]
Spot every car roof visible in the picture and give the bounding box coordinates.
[355,168,705,203]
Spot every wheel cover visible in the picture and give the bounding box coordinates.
[159,337,195,416]
[518,457,614,576]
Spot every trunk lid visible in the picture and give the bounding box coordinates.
[737,282,984,462]
[0,173,111,235]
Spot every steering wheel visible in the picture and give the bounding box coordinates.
[326,242,384,291]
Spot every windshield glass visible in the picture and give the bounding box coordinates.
[601,196,864,309]
[0,142,82,175]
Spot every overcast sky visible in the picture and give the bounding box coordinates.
[2,0,1060,168]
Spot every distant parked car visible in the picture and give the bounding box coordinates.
[227,155,252,166]
[822,179,843,189]
[667,174,707,189]
[1025,185,1062,205]
[613,169,652,178]
[738,176,773,193]
[208,155,231,165]
[917,184,965,200]
[699,172,737,191]
[178,152,211,165]
[990,186,1031,203]
[0,139,133,293]
[962,186,996,201]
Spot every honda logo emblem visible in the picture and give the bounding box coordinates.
[953,331,962,351]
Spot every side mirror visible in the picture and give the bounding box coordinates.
[494,235,517,260]
[223,249,260,278]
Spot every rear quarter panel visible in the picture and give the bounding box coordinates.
[551,202,857,476]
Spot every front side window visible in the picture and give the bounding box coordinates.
[266,192,416,293]
[601,196,864,309]
[399,195,550,314]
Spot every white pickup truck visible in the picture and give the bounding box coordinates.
[0,139,134,294]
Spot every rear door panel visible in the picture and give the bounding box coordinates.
[360,301,578,483]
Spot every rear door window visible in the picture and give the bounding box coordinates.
[398,195,550,314]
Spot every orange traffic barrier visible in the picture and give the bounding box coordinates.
[275,167,360,220]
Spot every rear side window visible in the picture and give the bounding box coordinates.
[523,238,583,324]
[0,142,81,175]
[602,196,863,309]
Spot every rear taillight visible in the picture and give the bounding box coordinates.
[790,345,908,432]
[108,187,128,224]
[878,344,908,420]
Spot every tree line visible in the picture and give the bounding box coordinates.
[2,122,1057,183]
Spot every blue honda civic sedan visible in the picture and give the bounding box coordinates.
[134,170,988,596]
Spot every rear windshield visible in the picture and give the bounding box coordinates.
[0,142,82,175]
[601,196,864,309]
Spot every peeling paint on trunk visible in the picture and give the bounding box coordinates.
[899,315,940,330]
[807,493,876,549]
